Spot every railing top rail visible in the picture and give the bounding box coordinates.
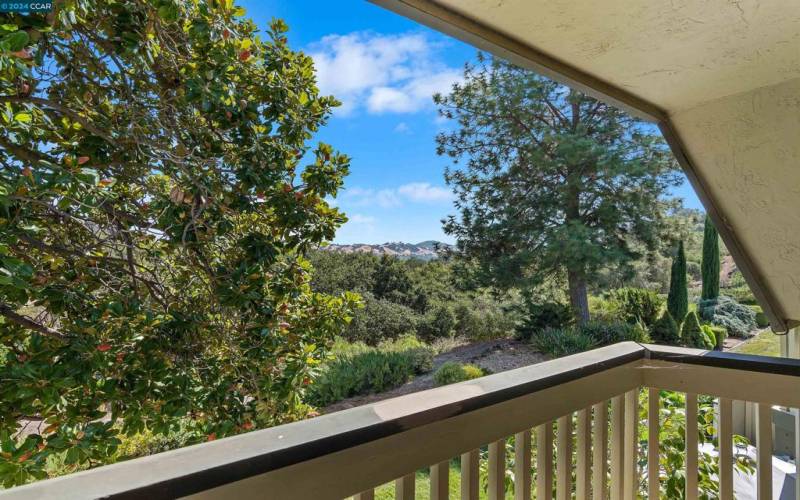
[644,343,800,377]
[0,342,644,500]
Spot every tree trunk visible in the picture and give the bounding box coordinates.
[567,268,590,325]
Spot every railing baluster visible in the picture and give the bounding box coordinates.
[515,430,532,500]
[431,460,449,500]
[593,401,609,500]
[395,473,415,500]
[685,392,698,500]
[489,439,506,500]
[576,408,591,499]
[353,489,374,500]
[647,388,660,499]
[556,415,572,500]
[536,422,554,500]
[623,389,638,500]
[610,395,624,500]
[461,450,479,500]
[756,402,773,500]
[718,397,734,500]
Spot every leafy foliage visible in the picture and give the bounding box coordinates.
[701,217,720,300]
[515,299,573,341]
[0,3,358,484]
[681,312,706,348]
[649,311,680,345]
[604,287,664,326]
[435,55,680,322]
[667,241,688,323]
[306,337,433,407]
[698,296,758,338]
[433,361,485,386]
[417,304,456,341]
[749,305,770,328]
[644,391,754,498]
[452,294,518,341]
[531,320,648,357]
[345,293,419,345]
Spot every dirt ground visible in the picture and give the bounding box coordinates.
[322,339,548,414]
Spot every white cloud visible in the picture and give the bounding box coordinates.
[308,32,462,116]
[393,122,411,134]
[397,182,453,203]
[342,182,453,208]
[349,214,377,225]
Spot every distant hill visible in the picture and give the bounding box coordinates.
[322,241,452,260]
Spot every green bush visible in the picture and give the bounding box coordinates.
[516,300,573,341]
[749,305,769,328]
[416,304,457,341]
[433,362,485,385]
[579,320,651,345]
[699,324,718,350]
[724,285,757,305]
[605,287,664,326]
[307,343,434,407]
[345,293,420,345]
[532,327,598,358]
[650,312,680,344]
[681,312,706,348]
[453,295,517,340]
[698,296,757,338]
[710,325,727,349]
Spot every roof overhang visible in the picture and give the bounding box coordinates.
[371,0,800,331]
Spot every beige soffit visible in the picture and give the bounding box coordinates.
[371,0,800,331]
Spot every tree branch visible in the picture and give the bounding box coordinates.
[0,302,70,341]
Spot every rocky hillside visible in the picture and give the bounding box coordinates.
[322,241,451,260]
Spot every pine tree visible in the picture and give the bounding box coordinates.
[681,311,705,348]
[651,311,680,344]
[667,241,688,324]
[701,216,720,300]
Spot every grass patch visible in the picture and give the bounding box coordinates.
[730,329,781,357]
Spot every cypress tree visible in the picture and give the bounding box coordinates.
[667,241,688,323]
[701,216,720,300]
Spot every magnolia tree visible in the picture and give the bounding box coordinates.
[0,0,356,485]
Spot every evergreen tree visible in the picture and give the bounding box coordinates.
[701,216,721,300]
[667,241,688,323]
[436,55,680,324]
[651,311,681,344]
[681,311,705,348]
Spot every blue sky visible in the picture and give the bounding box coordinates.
[240,1,703,244]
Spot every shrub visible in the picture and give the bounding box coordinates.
[417,304,457,341]
[681,312,706,348]
[579,320,650,345]
[699,324,718,350]
[749,305,769,328]
[307,343,433,407]
[710,325,727,349]
[516,300,573,341]
[650,312,680,344]
[345,294,420,345]
[725,285,757,305]
[532,327,598,358]
[434,362,485,385]
[605,287,664,326]
[698,296,757,338]
[453,295,517,340]
[687,261,702,282]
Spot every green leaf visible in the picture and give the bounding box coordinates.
[13,113,31,123]
[4,31,29,52]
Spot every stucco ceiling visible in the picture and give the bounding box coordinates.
[373,0,800,330]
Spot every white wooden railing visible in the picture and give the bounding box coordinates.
[2,341,799,499]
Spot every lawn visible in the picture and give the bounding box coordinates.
[730,329,782,357]
[373,462,518,500]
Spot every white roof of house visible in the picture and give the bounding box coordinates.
[374,0,800,331]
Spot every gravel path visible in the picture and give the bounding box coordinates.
[322,339,548,414]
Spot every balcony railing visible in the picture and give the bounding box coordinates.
[2,341,799,500]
